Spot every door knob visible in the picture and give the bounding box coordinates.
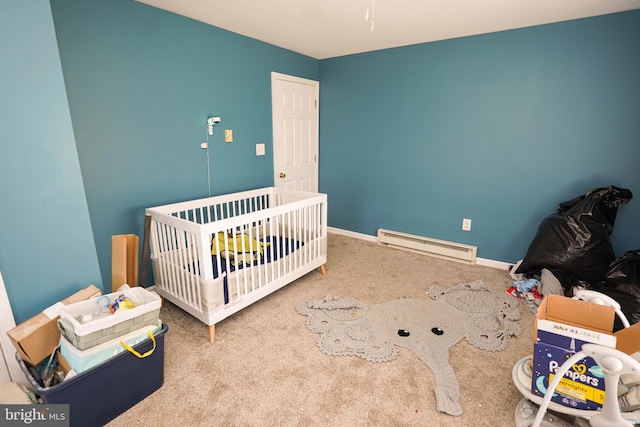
[279,173,286,178]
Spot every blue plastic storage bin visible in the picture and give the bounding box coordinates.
[19,323,168,427]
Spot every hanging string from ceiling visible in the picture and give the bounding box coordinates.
[365,0,375,31]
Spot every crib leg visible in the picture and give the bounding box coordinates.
[320,264,326,276]
[208,325,216,344]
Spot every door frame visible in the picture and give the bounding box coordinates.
[271,72,320,192]
[0,271,24,385]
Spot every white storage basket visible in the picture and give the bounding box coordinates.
[58,287,162,350]
[60,320,163,373]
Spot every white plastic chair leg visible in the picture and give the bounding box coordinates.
[573,289,631,328]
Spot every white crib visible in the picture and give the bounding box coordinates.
[145,187,327,343]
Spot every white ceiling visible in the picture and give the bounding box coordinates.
[136,0,640,59]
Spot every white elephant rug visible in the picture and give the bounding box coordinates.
[296,280,522,416]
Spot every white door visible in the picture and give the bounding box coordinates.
[271,72,319,192]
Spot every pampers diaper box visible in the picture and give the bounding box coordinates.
[531,295,640,410]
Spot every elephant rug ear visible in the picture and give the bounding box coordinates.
[427,280,523,352]
[465,313,522,352]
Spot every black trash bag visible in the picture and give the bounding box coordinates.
[515,186,633,289]
[589,250,640,330]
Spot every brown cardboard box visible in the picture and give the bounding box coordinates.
[112,234,139,292]
[531,294,640,409]
[7,285,101,366]
[534,294,640,354]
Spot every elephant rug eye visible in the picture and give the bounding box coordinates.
[431,327,444,336]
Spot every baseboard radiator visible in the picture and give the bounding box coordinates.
[377,229,478,265]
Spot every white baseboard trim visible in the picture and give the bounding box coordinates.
[327,226,377,242]
[327,227,513,270]
[476,258,512,270]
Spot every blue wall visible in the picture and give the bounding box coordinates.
[0,0,101,323]
[50,0,320,289]
[1,0,318,322]
[319,11,640,262]
[3,1,639,323]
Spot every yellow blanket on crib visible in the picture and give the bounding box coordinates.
[211,232,270,256]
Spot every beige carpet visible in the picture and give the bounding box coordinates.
[106,232,536,427]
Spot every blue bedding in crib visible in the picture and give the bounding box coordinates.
[185,236,304,304]
[217,235,303,303]
[212,235,302,277]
